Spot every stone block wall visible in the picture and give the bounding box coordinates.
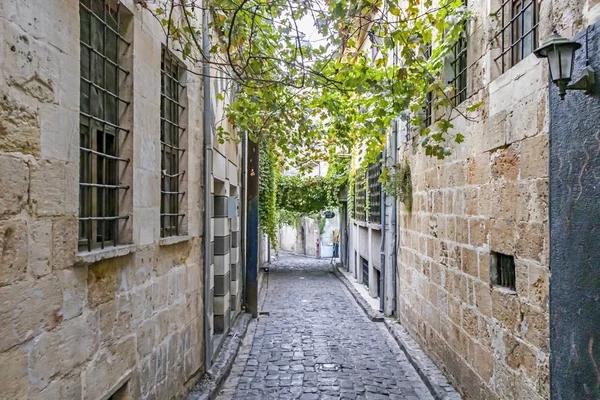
[0,1,207,399]
[278,224,300,253]
[394,1,600,399]
[209,71,243,348]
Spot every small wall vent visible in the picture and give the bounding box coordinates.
[491,252,516,290]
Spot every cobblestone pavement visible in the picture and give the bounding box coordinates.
[217,252,434,400]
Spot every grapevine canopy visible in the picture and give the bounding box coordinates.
[146,0,474,170]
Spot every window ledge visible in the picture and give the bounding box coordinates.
[77,244,137,264]
[352,220,382,230]
[159,235,191,246]
[492,286,518,296]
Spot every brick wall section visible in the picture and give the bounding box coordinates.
[395,1,600,399]
[0,1,209,399]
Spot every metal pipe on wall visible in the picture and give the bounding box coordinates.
[240,131,247,308]
[202,5,213,370]
[391,119,398,314]
[379,149,386,313]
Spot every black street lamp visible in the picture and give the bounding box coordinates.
[534,32,595,99]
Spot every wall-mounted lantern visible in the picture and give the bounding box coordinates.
[534,31,595,99]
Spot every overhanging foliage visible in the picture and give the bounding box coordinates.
[277,175,342,215]
[144,0,476,170]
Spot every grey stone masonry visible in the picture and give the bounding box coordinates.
[216,253,436,400]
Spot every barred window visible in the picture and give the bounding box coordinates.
[367,157,382,225]
[450,28,468,106]
[494,0,538,74]
[354,172,366,222]
[79,0,131,251]
[422,44,433,126]
[160,48,187,237]
[491,252,516,290]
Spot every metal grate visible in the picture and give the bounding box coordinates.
[422,44,433,126]
[361,257,369,288]
[449,25,468,106]
[494,0,538,74]
[160,48,186,237]
[367,157,382,224]
[491,252,516,290]
[354,171,366,222]
[79,0,131,251]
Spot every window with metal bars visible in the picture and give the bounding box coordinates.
[422,44,433,126]
[494,0,538,74]
[354,172,366,222]
[160,48,187,237]
[449,28,468,106]
[367,157,382,225]
[361,257,369,288]
[79,0,131,251]
[491,252,516,290]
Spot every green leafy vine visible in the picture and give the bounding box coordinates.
[259,140,279,247]
[381,162,413,212]
[277,175,341,215]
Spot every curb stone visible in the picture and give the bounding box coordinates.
[185,313,252,400]
[383,319,462,400]
[332,266,384,322]
[333,266,462,400]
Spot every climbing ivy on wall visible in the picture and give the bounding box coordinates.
[278,209,303,227]
[277,175,342,215]
[259,140,279,247]
[381,162,413,212]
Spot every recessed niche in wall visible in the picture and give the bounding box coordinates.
[490,252,516,291]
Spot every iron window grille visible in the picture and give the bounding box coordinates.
[494,0,538,74]
[422,44,433,126]
[491,252,516,290]
[354,171,366,222]
[79,0,131,251]
[361,257,369,288]
[449,28,468,106]
[367,156,382,225]
[160,48,187,237]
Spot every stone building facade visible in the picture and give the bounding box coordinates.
[209,78,244,352]
[387,0,600,399]
[0,0,243,399]
[341,0,600,398]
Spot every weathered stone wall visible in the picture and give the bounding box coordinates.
[278,224,300,253]
[0,1,206,398]
[208,50,244,349]
[395,1,600,399]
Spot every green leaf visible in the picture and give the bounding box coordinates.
[466,100,484,112]
[332,3,345,18]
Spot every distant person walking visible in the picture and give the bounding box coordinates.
[332,229,340,258]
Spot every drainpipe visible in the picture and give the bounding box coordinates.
[202,6,213,370]
[379,148,386,313]
[241,131,247,308]
[391,119,398,315]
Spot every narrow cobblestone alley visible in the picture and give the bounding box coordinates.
[217,253,435,400]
